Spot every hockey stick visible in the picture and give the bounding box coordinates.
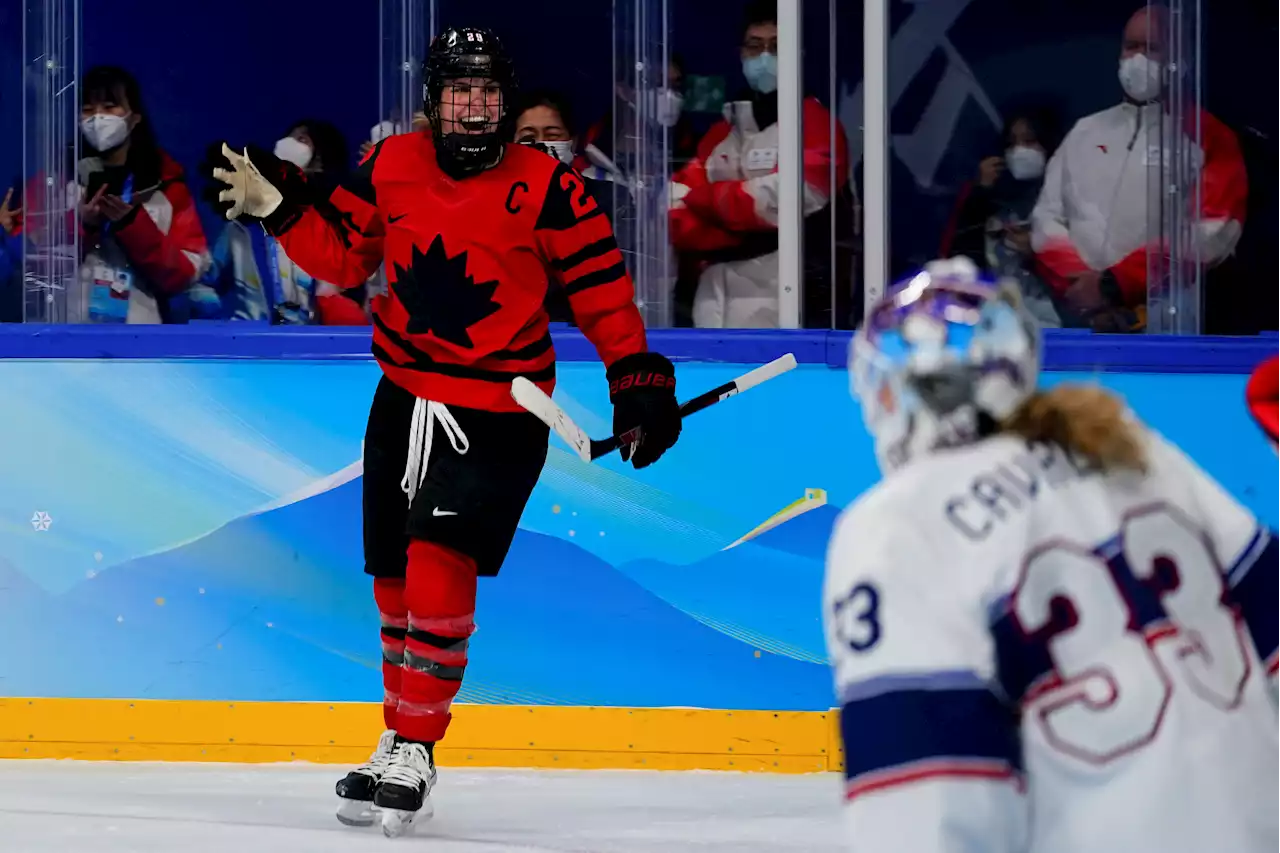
[510,353,798,463]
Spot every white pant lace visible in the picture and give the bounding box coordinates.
[400,399,470,506]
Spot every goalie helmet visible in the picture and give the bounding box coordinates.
[423,26,517,178]
[850,257,1042,475]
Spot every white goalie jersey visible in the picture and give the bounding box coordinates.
[824,428,1278,853]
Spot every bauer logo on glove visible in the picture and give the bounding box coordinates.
[608,370,676,397]
[606,352,682,469]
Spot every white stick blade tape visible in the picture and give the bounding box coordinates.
[735,352,798,394]
[510,378,593,462]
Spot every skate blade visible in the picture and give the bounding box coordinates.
[335,798,376,828]
[380,799,434,838]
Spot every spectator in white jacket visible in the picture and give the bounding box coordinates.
[1030,4,1247,332]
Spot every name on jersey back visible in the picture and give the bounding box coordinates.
[944,441,1097,542]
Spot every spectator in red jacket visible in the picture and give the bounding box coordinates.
[78,65,209,323]
[669,0,850,328]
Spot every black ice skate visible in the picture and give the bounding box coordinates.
[334,728,398,827]
[373,739,437,837]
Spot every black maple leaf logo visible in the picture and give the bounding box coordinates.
[390,234,501,348]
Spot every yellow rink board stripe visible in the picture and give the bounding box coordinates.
[0,698,845,774]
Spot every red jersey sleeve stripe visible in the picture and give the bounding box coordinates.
[552,236,618,272]
[844,759,1022,803]
[564,261,628,296]
[533,160,647,367]
[543,207,617,244]
[562,247,624,282]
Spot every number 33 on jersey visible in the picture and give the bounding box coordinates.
[823,430,1278,853]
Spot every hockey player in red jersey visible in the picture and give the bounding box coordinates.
[204,26,681,837]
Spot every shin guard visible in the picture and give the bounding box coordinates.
[373,577,408,731]
[398,539,478,744]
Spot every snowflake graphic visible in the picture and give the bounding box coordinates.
[30,511,52,531]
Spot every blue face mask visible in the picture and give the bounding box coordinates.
[742,52,777,94]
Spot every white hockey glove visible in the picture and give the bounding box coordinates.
[202,141,310,233]
[212,144,282,220]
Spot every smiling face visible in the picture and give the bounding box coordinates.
[437,76,504,136]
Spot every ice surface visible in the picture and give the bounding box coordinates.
[0,761,845,852]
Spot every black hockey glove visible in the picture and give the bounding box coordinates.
[200,141,311,235]
[607,352,681,469]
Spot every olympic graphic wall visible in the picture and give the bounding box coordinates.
[0,341,1275,712]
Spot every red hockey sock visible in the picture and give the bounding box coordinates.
[398,539,478,744]
[373,577,407,731]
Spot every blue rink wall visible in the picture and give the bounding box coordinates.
[0,327,1274,710]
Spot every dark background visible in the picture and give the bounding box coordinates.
[0,0,1274,320]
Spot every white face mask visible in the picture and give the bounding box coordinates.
[81,113,131,152]
[1118,53,1163,103]
[274,136,315,170]
[1004,145,1046,181]
[541,140,575,165]
[518,137,575,166]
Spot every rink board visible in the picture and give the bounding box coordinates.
[0,328,1273,771]
[0,698,843,773]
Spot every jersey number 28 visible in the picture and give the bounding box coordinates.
[1012,503,1250,765]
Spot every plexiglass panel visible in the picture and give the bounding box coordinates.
[21,0,82,323]
[664,0,859,330]
[380,0,430,142]
[803,0,860,329]
[1143,0,1205,334]
[879,0,1260,336]
[611,0,674,328]
[4,0,1269,337]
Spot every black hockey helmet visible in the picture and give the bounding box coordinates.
[423,26,517,178]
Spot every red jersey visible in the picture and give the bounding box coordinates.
[274,132,647,412]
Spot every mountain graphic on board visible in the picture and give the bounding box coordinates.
[722,488,837,561]
[617,492,844,666]
[0,470,833,710]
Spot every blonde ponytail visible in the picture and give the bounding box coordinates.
[1000,384,1147,474]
